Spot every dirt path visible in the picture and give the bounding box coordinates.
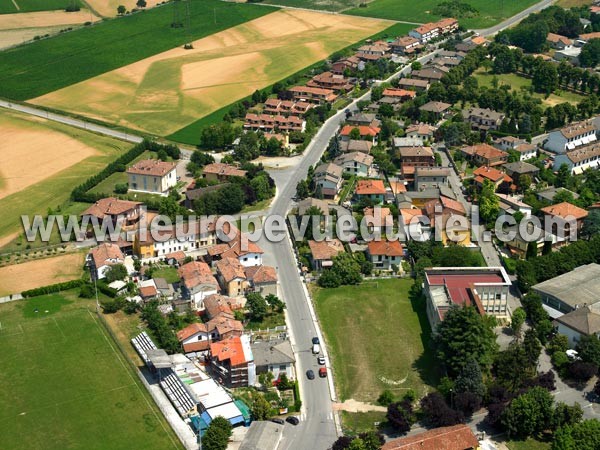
[332,399,387,413]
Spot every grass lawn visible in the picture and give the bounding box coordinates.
[506,438,552,450]
[246,311,286,331]
[0,0,83,14]
[0,291,182,450]
[313,278,438,402]
[472,68,585,107]
[151,267,180,284]
[260,0,357,12]
[0,110,131,251]
[0,0,275,100]
[341,411,387,435]
[241,198,273,214]
[346,0,539,29]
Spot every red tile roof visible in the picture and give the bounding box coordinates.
[340,125,380,137]
[127,159,176,177]
[473,166,512,184]
[382,424,478,450]
[202,163,247,178]
[462,143,507,161]
[541,202,588,221]
[206,315,244,337]
[367,239,403,257]
[178,261,218,289]
[308,239,344,261]
[244,265,278,284]
[177,322,208,341]
[203,294,241,320]
[355,179,386,195]
[216,257,247,283]
[82,197,141,219]
[89,243,124,269]
[210,336,248,366]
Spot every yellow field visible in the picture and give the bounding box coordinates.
[32,9,390,136]
[85,0,162,17]
[0,252,84,296]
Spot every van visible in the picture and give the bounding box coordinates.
[312,344,321,354]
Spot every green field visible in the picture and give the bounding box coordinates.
[0,109,131,251]
[260,0,357,13]
[313,278,438,402]
[346,0,540,29]
[0,292,183,450]
[472,68,585,106]
[0,0,275,100]
[151,267,180,284]
[0,0,83,14]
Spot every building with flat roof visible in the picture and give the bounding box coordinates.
[532,263,600,314]
[424,267,511,328]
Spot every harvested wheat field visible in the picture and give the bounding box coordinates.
[33,9,390,136]
[0,114,99,200]
[0,252,84,296]
[86,0,163,17]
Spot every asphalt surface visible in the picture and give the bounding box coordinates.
[475,0,557,37]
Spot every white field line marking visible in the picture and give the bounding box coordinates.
[11,0,20,11]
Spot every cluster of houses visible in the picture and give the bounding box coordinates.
[545,22,600,66]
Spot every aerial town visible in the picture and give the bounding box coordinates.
[1,1,600,450]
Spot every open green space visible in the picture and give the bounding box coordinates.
[0,291,183,450]
[0,0,275,100]
[472,68,585,106]
[506,438,552,450]
[260,0,356,12]
[346,0,539,29]
[151,267,180,284]
[341,411,387,435]
[313,278,438,402]
[0,0,83,14]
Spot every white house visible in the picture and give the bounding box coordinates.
[555,303,600,348]
[178,261,220,310]
[313,162,343,199]
[251,339,296,382]
[553,142,600,175]
[334,152,374,177]
[495,193,532,219]
[544,120,597,154]
[177,322,211,353]
[87,243,125,280]
[409,22,439,43]
[127,159,177,196]
[367,239,403,270]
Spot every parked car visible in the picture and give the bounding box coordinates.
[312,344,321,354]
[312,337,320,345]
[319,368,327,378]
[286,416,300,425]
[317,356,326,365]
[306,370,315,380]
[271,418,285,425]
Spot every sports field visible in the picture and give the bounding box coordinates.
[346,0,540,29]
[0,0,275,101]
[0,0,83,14]
[33,9,390,136]
[313,278,438,402]
[0,292,183,449]
[0,109,131,250]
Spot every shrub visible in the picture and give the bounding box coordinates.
[79,283,95,298]
[22,279,84,297]
[568,361,598,382]
[377,389,394,406]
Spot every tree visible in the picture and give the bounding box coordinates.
[218,183,245,214]
[319,253,362,288]
[411,61,422,71]
[511,307,526,338]
[117,4,126,14]
[136,0,147,7]
[568,361,598,382]
[251,395,272,420]
[420,392,465,427]
[552,419,600,450]
[576,335,600,367]
[386,400,414,433]
[582,209,600,240]
[580,39,600,68]
[454,357,486,398]
[553,402,583,430]
[435,305,498,377]
[454,391,481,416]
[377,389,394,406]
[501,387,554,438]
[522,328,542,369]
[265,294,285,312]
[105,263,127,283]
[202,416,232,450]
[358,431,384,450]
[296,179,310,200]
[349,127,361,140]
[479,179,500,224]
[246,293,268,321]
[532,63,559,95]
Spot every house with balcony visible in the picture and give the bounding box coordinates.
[553,142,600,175]
[462,107,505,132]
[313,162,343,199]
[354,179,386,204]
[209,335,255,388]
[127,159,177,196]
[334,152,374,177]
[460,143,508,167]
[178,261,220,310]
[541,201,588,243]
[81,197,143,230]
[390,36,422,55]
[544,119,598,154]
[288,86,337,104]
[473,166,513,193]
[366,239,403,270]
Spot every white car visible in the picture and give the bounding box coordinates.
[312,344,321,354]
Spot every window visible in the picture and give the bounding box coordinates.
[279,365,286,371]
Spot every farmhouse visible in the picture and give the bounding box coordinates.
[547,32,573,50]
[209,335,254,388]
[334,152,374,177]
[81,197,143,229]
[308,239,344,271]
[178,261,220,310]
[202,163,247,182]
[460,143,508,167]
[87,243,125,280]
[251,339,295,381]
[354,179,386,204]
[424,267,511,328]
[367,239,403,271]
[462,107,505,132]
[127,159,177,196]
[544,119,598,154]
[553,142,600,175]
[313,162,343,198]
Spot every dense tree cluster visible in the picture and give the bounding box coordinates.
[140,301,181,354]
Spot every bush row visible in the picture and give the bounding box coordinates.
[22,279,84,297]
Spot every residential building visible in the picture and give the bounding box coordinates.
[184,184,225,209]
[81,197,143,229]
[216,257,249,297]
[470,35,489,46]
[346,112,380,128]
[356,41,389,58]
[243,113,305,133]
[419,101,452,119]
[578,31,600,43]
[554,46,582,65]
[363,206,393,235]
[436,17,459,34]
[544,119,597,154]
[496,193,532,219]
[178,261,220,310]
[127,159,177,196]
[409,22,440,43]
[513,143,538,161]
[288,86,337,104]
[206,314,244,342]
[553,142,600,175]
[219,238,264,268]
[495,136,526,151]
[204,294,242,321]
[202,163,247,182]
[339,139,373,154]
[541,201,588,241]
[367,239,403,270]
[262,98,312,117]
[87,243,125,280]
[397,78,430,91]
[244,265,278,297]
[133,220,217,259]
[396,146,435,171]
[505,221,558,259]
[547,32,573,50]
[400,208,430,242]
[306,71,354,93]
[424,196,470,246]
[411,68,445,83]
[354,179,386,204]
[209,335,255,388]
[532,263,600,315]
[177,322,211,353]
[555,303,600,347]
[424,267,512,328]
[339,124,380,143]
[313,162,343,198]
[381,88,417,101]
[473,166,513,193]
[393,137,424,148]
[406,123,436,141]
[382,424,479,450]
[462,107,506,131]
[331,55,361,74]
[460,143,508,167]
[390,36,422,54]
[502,161,539,187]
[536,186,580,203]
[251,339,295,381]
[297,197,330,216]
[414,166,450,190]
[307,239,344,271]
[334,152,374,177]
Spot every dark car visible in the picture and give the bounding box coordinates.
[271,418,285,425]
[286,416,300,425]
[306,369,315,380]
[312,337,320,345]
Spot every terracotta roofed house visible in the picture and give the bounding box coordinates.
[288,86,337,104]
[308,239,344,271]
[547,32,573,49]
[390,36,421,55]
[339,125,381,143]
[81,197,142,228]
[340,139,373,154]
[216,257,249,297]
[367,240,403,270]
[406,123,436,141]
[460,143,508,167]
[472,166,513,192]
[354,179,386,204]
[178,261,219,310]
[202,163,247,182]
[541,201,588,241]
[382,88,417,100]
[203,293,242,320]
[397,78,429,91]
[409,22,440,42]
[127,159,177,196]
[209,335,253,387]
[382,424,479,450]
[244,265,278,297]
[177,322,210,353]
[87,243,125,280]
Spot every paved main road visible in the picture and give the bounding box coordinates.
[475,0,556,37]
